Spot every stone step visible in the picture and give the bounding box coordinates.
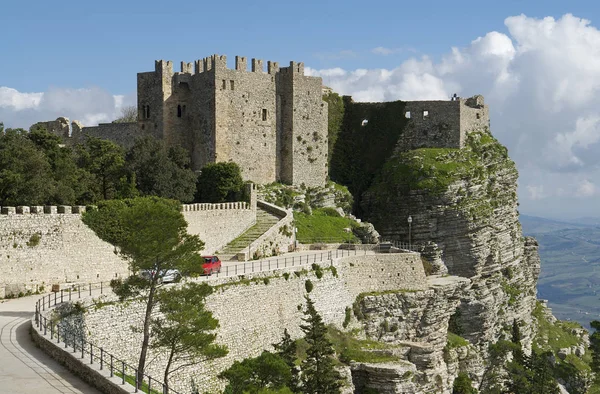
[216,206,282,260]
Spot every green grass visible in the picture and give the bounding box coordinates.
[114,371,162,394]
[294,326,401,365]
[446,332,470,349]
[294,208,359,243]
[532,301,582,353]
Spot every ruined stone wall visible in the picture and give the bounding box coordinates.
[78,253,426,393]
[0,207,128,298]
[182,202,256,255]
[399,100,462,150]
[81,122,141,149]
[459,95,489,145]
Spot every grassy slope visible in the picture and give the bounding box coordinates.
[294,208,359,243]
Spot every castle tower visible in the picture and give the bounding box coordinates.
[136,54,329,187]
[278,61,328,187]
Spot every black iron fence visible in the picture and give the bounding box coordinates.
[34,285,181,394]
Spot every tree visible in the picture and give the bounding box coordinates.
[114,106,138,123]
[126,136,197,202]
[82,197,204,385]
[0,128,55,206]
[195,162,244,203]
[219,351,293,394]
[151,282,227,390]
[273,329,300,392]
[300,296,342,394]
[452,372,477,394]
[77,137,127,200]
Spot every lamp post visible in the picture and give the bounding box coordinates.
[294,227,298,251]
[407,215,412,251]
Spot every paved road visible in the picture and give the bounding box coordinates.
[0,294,102,394]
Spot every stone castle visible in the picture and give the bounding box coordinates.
[35,54,490,188]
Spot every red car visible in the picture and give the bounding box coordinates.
[202,256,222,275]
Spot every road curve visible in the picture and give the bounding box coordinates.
[0,294,102,394]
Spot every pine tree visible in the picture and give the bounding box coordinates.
[300,296,342,394]
[273,329,300,392]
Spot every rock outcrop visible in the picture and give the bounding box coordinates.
[358,130,543,391]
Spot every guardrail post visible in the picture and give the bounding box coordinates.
[54,291,57,305]
[81,335,84,358]
[60,289,63,303]
[78,285,80,298]
[65,331,68,348]
[122,362,125,384]
[56,324,60,343]
[148,376,151,393]
[50,321,54,339]
[90,343,93,364]
[44,317,47,335]
[110,354,114,377]
[89,283,91,296]
[69,288,72,301]
[101,281,103,294]
[100,348,104,370]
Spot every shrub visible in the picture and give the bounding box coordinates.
[320,207,341,217]
[263,277,270,285]
[305,279,313,293]
[27,233,41,247]
[343,307,352,328]
[422,258,434,276]
[330,266,338,277]
[453,372,477,394]
[283,272,290,281]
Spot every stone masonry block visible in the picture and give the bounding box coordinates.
[57,206,72,214]
[44,206,58,214]
[16,206,30,214]
[1,207,16,215]
[30,206,44,214]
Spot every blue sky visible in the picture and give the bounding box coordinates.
[2,0,595,93]
[3,0,600,219]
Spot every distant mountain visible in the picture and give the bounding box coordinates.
[521,213,600,329]
[519,214,594,233]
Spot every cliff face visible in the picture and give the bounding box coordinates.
[358,130,542,390]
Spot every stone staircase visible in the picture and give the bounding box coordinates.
[217,207,281,261]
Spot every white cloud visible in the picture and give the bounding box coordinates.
[0,87,135,128]
[576,179,597,197]
[526,185,546,200]
[372,47,399,56]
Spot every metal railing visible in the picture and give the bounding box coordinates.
[34,284,181,394]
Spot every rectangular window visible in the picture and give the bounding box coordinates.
[262,109,268,121]
[230,80,235,90]
[222,80,227,90]
[405,111,411,119]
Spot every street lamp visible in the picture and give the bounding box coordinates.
[407,215,413,251]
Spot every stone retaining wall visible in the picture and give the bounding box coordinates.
[0,208,128,298]
[80,253,426,393]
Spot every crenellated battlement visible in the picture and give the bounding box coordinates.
[181,202,251,211]
[155,55,305,77]
[0,206,87,215]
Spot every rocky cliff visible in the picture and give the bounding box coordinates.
[355,130,543,391]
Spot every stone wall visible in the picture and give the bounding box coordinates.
[182,201,256,255]
[242,200,293,260]
[0,207,128,298]
[77,253,427,393]
[81,122,142,149]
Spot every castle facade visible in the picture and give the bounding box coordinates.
[136,55,328,187]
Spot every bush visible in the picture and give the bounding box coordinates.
[320,207,341,217]
[195,162,244,203]
[27,233,41,247]
[453,372,477,394]
[343,307,352,328]
[305,279,313,293]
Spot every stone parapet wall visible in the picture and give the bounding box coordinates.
[183,203,256,255]
[79,253,426,393]
[0,213,128,298]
